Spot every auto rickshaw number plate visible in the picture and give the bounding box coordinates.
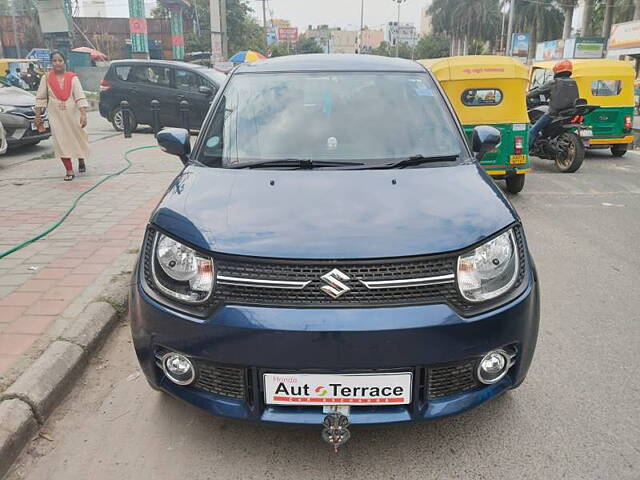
[509,154,528,164]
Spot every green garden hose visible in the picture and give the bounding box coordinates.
[0,145,157,260]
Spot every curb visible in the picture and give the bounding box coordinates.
[0,300,122,478]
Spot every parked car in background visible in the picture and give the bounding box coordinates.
[0,82,51,149]
[130,55,540,450]
[99,60,227,132]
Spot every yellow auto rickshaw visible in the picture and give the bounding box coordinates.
[531,59,635,156]
[420,56,530,193]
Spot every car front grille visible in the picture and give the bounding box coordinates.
[10,106,37,119]
[427,359,481,399]
[142,226,526,313]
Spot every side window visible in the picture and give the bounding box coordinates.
[591,80,622,96]
[128,66,171,87]
[461,89,503,106]
[114,65,131,81]
[175,70,206,93]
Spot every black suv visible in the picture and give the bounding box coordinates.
[99,60,226,132]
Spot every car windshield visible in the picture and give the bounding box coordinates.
[198,72,466,168]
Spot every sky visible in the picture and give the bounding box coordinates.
[246,0,430,32]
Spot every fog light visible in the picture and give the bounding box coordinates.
[161,352,195,385]
[477,349,510,385]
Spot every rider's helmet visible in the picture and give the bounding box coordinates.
[553,60,573,75]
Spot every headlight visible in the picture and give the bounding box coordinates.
[0,105,17,114]
[151,232,214,303]
[457,229,518,302]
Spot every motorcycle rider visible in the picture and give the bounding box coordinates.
[527,60,580,149]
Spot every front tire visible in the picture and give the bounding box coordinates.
[506,174,525,194]
[110,107,138,133]
[555,132,584,173]
[611,145,628,157]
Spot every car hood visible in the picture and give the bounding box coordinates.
[151,163,518,259]
[0,86,36,107]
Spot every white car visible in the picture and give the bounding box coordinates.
[0,121,7,155]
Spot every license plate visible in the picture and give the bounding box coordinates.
[579,129,593,138]
[263,372,413,406]
[509,154,528,164]
[31,120,49,131]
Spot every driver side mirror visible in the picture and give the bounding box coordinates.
[157,128,191,165]
[198,85,213,96]
[472,125,501,161]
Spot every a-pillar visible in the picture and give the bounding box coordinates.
[169,6,185,60]
[128,0,149,59]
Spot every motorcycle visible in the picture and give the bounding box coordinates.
[527,96,599,173]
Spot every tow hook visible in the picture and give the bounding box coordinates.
[321,406,351,452]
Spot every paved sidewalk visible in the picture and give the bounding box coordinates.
[0,127,180,390]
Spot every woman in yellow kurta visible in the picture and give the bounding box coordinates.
[34,51,89,181]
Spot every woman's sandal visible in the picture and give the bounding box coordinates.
[64,173,75,181]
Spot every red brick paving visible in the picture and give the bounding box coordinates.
[0,135,175,378]
[0,334,38,356]
[4,315,56,335]
[0,292,43,307]
[24,299,69,316]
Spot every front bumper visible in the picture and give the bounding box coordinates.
[130,264,540,425]
[0,112,51,147]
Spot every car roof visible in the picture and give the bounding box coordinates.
[235,54,425,73]
[110,59,226,83]
[532,59,635,78]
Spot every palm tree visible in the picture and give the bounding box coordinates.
[562,0,577,39]
[429,0,501,55]
[514,0,563,60]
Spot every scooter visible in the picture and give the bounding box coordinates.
[528,96,598,173]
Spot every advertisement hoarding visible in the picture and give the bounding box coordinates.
[608,20,640,52]
[278,27,299,42]
[510,33,529,57]
[573,37,605,58]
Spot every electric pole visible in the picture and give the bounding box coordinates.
[394,0,406,58]
[11,0,21,58]
[359,0,365,54]
[262,0,268,50]
[210,0,224,62]
[506,0,516,56]
[220,0,228,58]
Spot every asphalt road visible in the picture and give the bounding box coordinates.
[6,149,640,480]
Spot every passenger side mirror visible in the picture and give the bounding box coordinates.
[199,85,213,96]
[471,125,501,161]
[157,128,191,165]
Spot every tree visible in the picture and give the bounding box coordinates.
[152,0,265,57]
[429,0,501,55]
[513,0,563,60]
[414,35,450,59]
[370,41,393,57]
[269,37,323,57]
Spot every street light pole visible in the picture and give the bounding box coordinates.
[506,0,516,56]
[394,0,405,58]
[359,0,365,54]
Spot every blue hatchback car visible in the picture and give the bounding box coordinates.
[130,55,539,447]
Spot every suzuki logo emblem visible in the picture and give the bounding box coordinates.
[320,269,351,299]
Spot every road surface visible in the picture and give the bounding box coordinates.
[6,149,640,480]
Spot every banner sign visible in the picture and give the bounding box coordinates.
[609,20,640,50]
[573,37,605,58]
[510,33,529,57]
[277,27,299,42]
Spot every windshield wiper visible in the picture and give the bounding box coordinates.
[228,159,365,169]
[366,154,460,170]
